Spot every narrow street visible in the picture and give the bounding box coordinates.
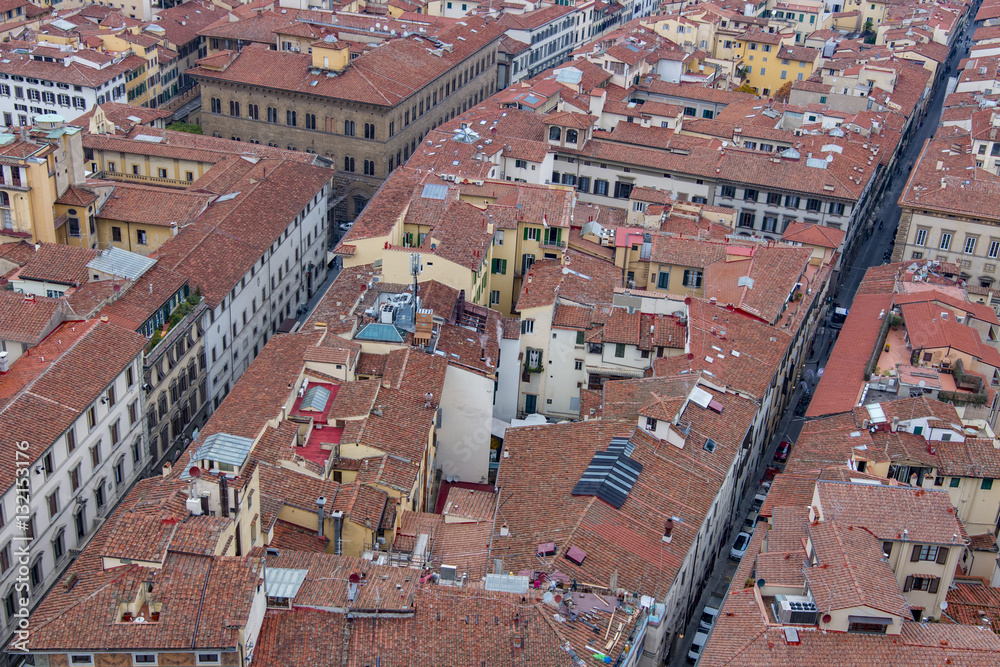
[670,9,979,665]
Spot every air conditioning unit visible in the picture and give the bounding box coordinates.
[775,595,818,625]
[439,564,458,585]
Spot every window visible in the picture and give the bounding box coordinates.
[848,621,887,634]
[210,97,220,113]
[965,236,978,255]
[69,657,94,666]
[74,507,86,539]
[489,290,500,305]
[903,575,940,593]
[114,457,125,486]
[739,211,755,228]
[133,656,157,665]
[0,544,9,575]
[344,156,355,172]
[70,464,81,492]
[52,529,65,561]
[66,427,76,453]
[363,160,375,176]
[87,406,97,430]
[491,258,507,274]
[95,481,106,509]
[364,122,375,139]
[743,189,758,202]
[785,195,800,208]
[646,417,657,431]
[267,107,277,123]
[110,419,120,447]
[47,490,59,518]
[286,110,296,126]
[521,319,534,335]
[128,400,138,426]
[683,270,703,288]
[614,343,626,358]
[196,655,221,666]
[940,232,952,251]
[983,478,995,490]
[990,240,1000,259]
[915,228,928,246]
[136,229,147,246]
[248,104,258,120]
[229,100,239,117]
[594,179,609,196]
[566,129,578,143]
[721,185,736,198]
[90,442,101,468]
[882,541,892,556]
[657,271,670,289]
[766,192,782,205]
[806,198,822,212]
[107,385,116,408]
[911,544,949,562]
[829,202,845,216]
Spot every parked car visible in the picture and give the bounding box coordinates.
[338,221,353,231]
[743,509,759,533]
[774,439,792,463]
[730,532,751,560]
[762,465,781,483]
[699,596,723,631]
[751,491,767,513]
[687,631,709,664]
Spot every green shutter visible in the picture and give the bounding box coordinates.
[523,226,529,240]
[502,259,507,274]
[556,228,562,243]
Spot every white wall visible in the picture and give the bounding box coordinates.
[0,353,148,630]
[437,365,495,483]
[494,334,521,423]
[206,184,330,411]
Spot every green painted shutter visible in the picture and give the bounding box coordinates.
[523,226,529,240]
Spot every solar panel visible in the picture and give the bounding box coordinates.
[421,183,447,200]
[571,446,643,509]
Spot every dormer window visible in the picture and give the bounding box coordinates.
[645,417,657,432]
[566,129,578,144]
[549,126,561,141]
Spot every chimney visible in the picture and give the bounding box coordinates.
[316,496,327,537]
[0,351,8,375]
[662,518,674,543]
[161,461,172,478]
[891,416,899,432]
[331,510,344,554]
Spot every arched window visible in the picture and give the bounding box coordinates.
[566,129,578,143]
[549,126,561,141]
[344,156,355,172]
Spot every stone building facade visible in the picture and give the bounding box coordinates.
[191,18,504,224]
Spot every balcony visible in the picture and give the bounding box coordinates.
[539,238,567,250]
[92,170,189,189]
[146,296,206,359]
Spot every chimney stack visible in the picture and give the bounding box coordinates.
[316,496,327,537]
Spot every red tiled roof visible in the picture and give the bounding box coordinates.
[807,293,894,417]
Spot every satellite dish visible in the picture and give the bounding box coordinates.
[918,380,926,388]
[348,572,361,584]
[940,600,949,611]
[133,616,146,623]
[756,578,765,588]
[822,613,832,624]
[189,466,201,478]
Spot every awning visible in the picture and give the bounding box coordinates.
[847,615,892,625]
[586,364,647,378]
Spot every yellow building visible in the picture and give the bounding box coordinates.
[0,116,88,246]
[768,0,830,43]
[736,29,812,96]
[339,171,575,316]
